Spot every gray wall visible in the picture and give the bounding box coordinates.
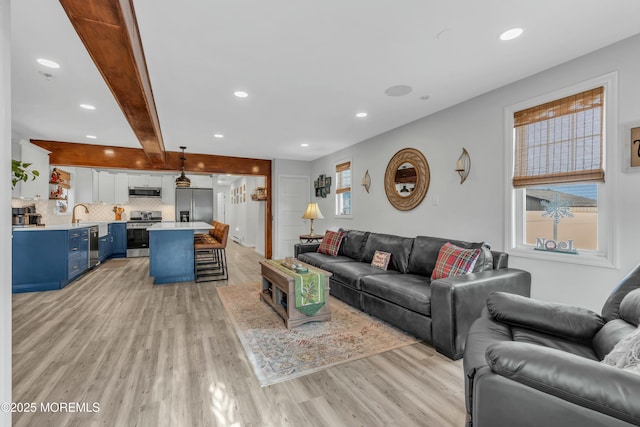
[309,34,640,311]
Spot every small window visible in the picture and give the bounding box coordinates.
[335,161,351,216]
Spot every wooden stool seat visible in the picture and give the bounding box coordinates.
[194,221,229,282]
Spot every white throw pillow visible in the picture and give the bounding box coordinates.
[603,325,640,369]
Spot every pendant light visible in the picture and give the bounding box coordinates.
[175,146,191,187]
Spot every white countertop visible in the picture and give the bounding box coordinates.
[147,221,214,231]
[12,220,127,232]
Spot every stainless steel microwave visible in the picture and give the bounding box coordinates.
[128,187,162,198]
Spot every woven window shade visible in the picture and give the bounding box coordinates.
[513,87,605,188]
[336,161,351,173]
[335,161,351,193]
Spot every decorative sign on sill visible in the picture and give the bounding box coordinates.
[534,238,578,254]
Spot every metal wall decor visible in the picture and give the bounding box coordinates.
[361,170,371,193]
[455,148,471,184]
[384,148,430,211]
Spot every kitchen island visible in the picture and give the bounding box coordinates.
[147,221,214,284]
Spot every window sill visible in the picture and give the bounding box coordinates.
[508,246,616,269]
[335,214,352,219]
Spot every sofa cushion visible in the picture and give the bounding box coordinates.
[317,230,344,256]
[472,244,494,273]
[620,288,640,327]
[361,233,414,273]
[487,292,604,343]
[298,252,355,268]
[602,264,640,322]
[431,243,481,280]
[593,319,638,360]
[360,273,432,316]
[326,261,399,290]
[371,251,391,270]
[407,235,482,277]
[510,326,599,360]
[338,229,370,261]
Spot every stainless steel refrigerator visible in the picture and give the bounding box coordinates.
[175,188,214,223]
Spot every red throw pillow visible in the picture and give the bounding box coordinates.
[317,230,345,256]
[371,251,391,270]
[431,242,481,280]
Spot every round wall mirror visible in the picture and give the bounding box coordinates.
[384,148,430,211]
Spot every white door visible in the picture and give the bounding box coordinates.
[276,175,310,258]
[216,192,225,223]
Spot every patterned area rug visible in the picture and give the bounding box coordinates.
[217,283,420,386]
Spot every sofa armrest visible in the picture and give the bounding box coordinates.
[294,243,320,258]
[487,342,640,425]
[431,268,531,360]
[487,292,604,342]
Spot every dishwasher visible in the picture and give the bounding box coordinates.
[89,225,100,268]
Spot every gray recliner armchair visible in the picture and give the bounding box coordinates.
[463,264,640,427]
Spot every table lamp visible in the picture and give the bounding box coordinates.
[302,203,324,235]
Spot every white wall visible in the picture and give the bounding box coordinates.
[1,1,11,425]
[225,176,266,253]
[310,34,640,312]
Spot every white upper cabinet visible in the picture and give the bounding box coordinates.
[114,173,129,204]
[16,141,50,200]
[74,167,97,203]
[98,171,115,204]
[187,174,213,188]
[128,174,162,187]
[161,175,178,205]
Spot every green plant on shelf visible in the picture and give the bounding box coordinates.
[11,160,40,189]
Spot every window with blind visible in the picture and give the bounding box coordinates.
[506,75,616,264]
[513,87,604,188]
[335,160,352,216]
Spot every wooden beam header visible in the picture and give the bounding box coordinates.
[32,140,271,176]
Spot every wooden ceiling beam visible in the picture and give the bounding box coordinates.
[31,140,271,176]
[59,0,166,165]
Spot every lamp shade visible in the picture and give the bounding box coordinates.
[302,203,324,220]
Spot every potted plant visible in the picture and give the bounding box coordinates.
[11,160,40,189]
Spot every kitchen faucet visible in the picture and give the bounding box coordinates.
[72,203,90,224]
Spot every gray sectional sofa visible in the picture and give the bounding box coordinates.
[294,229,531,360]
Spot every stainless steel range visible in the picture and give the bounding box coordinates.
[126,210,162,257]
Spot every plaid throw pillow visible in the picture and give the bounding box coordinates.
[431,242,481,280]
[317,230,345,256]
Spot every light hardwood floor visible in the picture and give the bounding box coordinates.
[12,243,466,427]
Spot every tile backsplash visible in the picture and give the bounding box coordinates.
[12,198,175,225]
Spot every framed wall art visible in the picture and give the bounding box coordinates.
[623,121,640,173]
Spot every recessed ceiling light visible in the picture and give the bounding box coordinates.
[385,85,412,97]
[213,134,224,138]
[356,112,368,118]
[499,28,523,41]
[301,143,309,147]
[86,135,97,139]
[217,180,223,184]
[80,104,96,110]
[234,91,248,98]
[36,58,60,69]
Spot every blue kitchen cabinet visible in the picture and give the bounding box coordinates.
[98,231,112,262]
[111,222,126,258]
[12,227,89,293]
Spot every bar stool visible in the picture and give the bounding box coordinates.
[194,222,229,282]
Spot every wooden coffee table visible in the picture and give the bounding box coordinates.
[259,260,331,328]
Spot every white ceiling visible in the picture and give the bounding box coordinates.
[11,0,640,162]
